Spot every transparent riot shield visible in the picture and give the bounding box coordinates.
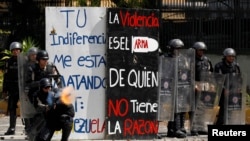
[157,56,176,122]
[224,73,246,125]
[18,53,37,119]
[176,48,195,113]
[191,72,225,132]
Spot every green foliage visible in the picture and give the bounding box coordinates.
[91,0,101,6]
[0,49,11,68]
[21,37,40,53]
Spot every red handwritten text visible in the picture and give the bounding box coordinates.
[108,98,129,117]
[119,11,159,27]
[134,38,148,49]
[123,118,159,136]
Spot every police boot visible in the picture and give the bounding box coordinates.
[174,113,186,138]
[4,127,15,135]
[180,112,187,134]
[189,111,198,136]
[5,113,16,135]
[166,121,175,137]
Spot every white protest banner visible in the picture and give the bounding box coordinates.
[46,7,106,139]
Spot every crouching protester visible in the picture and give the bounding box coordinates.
[28,78,75,141]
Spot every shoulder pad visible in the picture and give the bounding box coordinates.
[28,64,38,73]
[202,56,208,60]
[215,61,223,67]
[204,56,212,61]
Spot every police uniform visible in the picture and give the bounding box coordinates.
[214,48,241,125]
[164,39,187,138]
[190,41,213,136]
[26,50,61,103]
[32,78,75,141]
[3,56,19,134]
[2,42,22,135]
[22,47,39,134]
[195,55,213,81]
[31,78,54,141]
[25,51,74,141]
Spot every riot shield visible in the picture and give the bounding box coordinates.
[191,72,225,132]
[175,48,195,113]
[224,73,246,125]
[18,53,37,118]
[157,56,176,121]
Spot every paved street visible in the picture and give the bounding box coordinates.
[0,114,208,141]
[0,114,26,141]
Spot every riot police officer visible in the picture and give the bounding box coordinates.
[32,78,75,141]
[26,47,39,65]
[26,50,61,103]
[22,47,39,134]
[193,41,213,81]
[2,41,22,135]
[214,48,241,125]
[28,78,53,141]
[163,39,188,138]
[190,41,213,135]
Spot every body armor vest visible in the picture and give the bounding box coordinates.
[195,56,213,81]
[215,60,240,74]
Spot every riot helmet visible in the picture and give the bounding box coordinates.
[168,39,184,49]
[27,47,39,56]
[193,42,207,50]
[166,39,184,56]
[9,41,22,51]
[223,48,236,56]
[40,78,52,88]
[36,50,49,61]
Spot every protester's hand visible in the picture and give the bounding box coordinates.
[37,98,50,111]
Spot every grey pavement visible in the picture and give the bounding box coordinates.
[0,114,208,141]
[0,115,28,141]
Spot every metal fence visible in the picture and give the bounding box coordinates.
[159,0,250,54]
